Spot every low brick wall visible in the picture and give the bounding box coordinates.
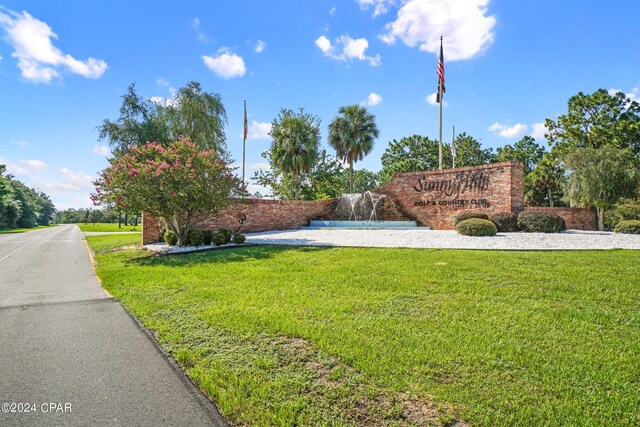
[142,199,334,244]
[375,162,525,229]
[523,206,596,230]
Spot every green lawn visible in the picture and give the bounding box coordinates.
[87,236,640,426]
[76,223,140,232]
[0,225,57,234]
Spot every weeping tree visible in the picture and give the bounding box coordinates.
[563,146,639,230]
[269,108,321,200]
[98,81,228,159]
[328,104,379,193]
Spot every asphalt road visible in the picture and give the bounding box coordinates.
[0,225,228,426]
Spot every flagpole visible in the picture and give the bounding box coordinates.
[438,36,443,171]
[242,100,247,185]
[452,125,455,168]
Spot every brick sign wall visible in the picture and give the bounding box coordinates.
[523,206,596,230]
[375,162,525,229]
[142,199,333,244]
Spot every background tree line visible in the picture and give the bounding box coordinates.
[86,81,639,233]
[253,88,640,230]
[0,165,56,229]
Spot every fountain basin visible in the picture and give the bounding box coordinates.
[307,220,419,229]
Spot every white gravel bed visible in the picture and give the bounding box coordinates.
[242,229,640,250]
[144,242,247,255]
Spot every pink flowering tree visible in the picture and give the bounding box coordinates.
[92,139,245,246]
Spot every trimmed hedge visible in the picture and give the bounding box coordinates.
[490,212,519,232]
[454,212,489,226]
[614,220,640,234]
[456,218,497,236]
[202,230,214,246]
[518,211,564,233]
[231,232,246,244]
[164,231,178,246]
[187,229,205,246]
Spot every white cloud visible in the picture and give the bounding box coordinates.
[425,92,448,106]
[156,78,169,87]
[0,8,107,83]
[531,122,547,140]
[10,139,30,147]
[329,7,337,16]
[92,145,109,156]
[609,87,638,102]
[366,92,383,106]
[248,162,271,172]
[247,121,272,139]
[489,122,527,139]
[315,34,381,66]
[47,167,93,191]
[254,40,266,53]
[191,17,207,42]
[202,48,246,79]
[356,0,396,17]
[21,159,47,171]
[379,0,496,61]
[315,35,332,53]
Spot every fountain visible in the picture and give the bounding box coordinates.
[309,191,417,229]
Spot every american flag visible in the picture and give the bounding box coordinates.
[436,37,445,103]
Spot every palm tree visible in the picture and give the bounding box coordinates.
[269,108,320,200]
[328,104,379,193]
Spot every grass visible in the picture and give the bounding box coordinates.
[76,222,140,232]
[85,233,141,253]
[86,235,640,426]
[0,225,57,234]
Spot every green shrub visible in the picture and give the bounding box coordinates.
[456,218,497,236]
[164,231,178,246]
[217,228,232,244]
[212,232,226,246]
[454,212,489,226]
[614,220,640,234]
[489,212,519,232]
[231,232,246,244]
[518,211,564,233]
[187,229,205,246]
[202,230,214,245]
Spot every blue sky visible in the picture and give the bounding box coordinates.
[1,0,639,209]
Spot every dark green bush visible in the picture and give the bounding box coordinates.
[614,220,640,234]
[202,230,214,245]
[164,231,178,246]
[454,212,489,226]
[456,218,497,236]
[187,229,205,246]
[489,212,519,232]
[231,232,246,244]
[217,228,232,244]
[212,232,226,246]
[518,211,564,233]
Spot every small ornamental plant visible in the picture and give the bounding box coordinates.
[456,218,497,236]
[187,229,205,247]
[614,220,640,234]
[164,231,178,246]
[518,211,564,233]
[217,228,233,244]
[231,232,246,244]
[490,212,519,232]
[454,212,489,226]
[92,139,245,246]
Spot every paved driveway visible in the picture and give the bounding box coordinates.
[0,225,227,426]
